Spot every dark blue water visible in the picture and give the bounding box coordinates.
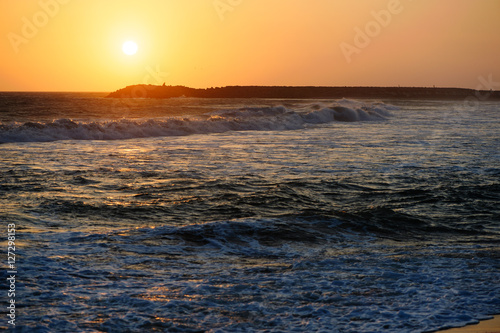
[0,93,499,332]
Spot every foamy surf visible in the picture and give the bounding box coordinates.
[0,100,395,143]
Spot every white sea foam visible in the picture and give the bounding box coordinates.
[0,101,394,143]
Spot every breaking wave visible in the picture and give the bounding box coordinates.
[0,100,396,143]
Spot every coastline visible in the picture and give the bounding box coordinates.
[106,85,500,100]
[435,316,500,333]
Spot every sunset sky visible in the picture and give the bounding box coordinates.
[1,0,499,92]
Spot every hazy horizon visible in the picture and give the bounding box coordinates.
[1,0,499,92]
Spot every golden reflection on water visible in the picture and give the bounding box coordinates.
[140,285,205,303]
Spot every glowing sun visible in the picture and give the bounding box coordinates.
[122,41,138,55]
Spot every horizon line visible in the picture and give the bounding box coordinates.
[1,84,497,94]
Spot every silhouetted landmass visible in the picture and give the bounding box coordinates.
[107,85,500,100]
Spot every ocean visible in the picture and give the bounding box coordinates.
[0,92,499,332]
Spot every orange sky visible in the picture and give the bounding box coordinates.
[1,0,499,91]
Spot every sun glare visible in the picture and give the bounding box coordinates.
[122,41,138,55]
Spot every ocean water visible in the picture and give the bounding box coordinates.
[0,93,499,332]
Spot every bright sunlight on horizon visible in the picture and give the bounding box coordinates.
[0,0,499,92]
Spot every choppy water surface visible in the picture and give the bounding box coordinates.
[0,94,499,332]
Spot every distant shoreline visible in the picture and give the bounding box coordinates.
[106,85,500,101]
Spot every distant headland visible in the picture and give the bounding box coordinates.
[107,85,500,100]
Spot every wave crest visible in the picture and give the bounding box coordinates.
[0,100,395,143]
